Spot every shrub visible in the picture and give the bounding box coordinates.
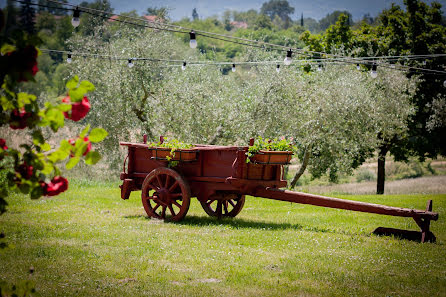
[355,168,377,183]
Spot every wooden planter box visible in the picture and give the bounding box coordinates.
[250,150,293,164]
[245,163,274,180]
[149,147,198,162]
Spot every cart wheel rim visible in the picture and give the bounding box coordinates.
[142,167,190,222]
[200,194,245,218]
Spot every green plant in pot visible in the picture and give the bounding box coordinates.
[148,138,195,167]
[246,137,295,164]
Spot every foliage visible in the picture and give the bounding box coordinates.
[300,0,445,190]
[260,0,294,28]
[0,10,107,206]
[319,10,352,31]
[148,138,194,150]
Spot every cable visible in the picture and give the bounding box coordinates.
[39,48,446,76]
[13,0,446,76]
[16,0,446,66]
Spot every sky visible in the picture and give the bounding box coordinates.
[2,0,446,21]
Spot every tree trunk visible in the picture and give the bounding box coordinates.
[290,145,311,189]
[376,146,388,195]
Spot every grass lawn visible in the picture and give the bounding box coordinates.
[0,180,445,296]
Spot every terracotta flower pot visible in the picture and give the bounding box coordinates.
[250,150,293,164]
[149,147,197,161]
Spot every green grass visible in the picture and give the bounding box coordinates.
[0,181,445,296]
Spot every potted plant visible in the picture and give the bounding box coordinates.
[246,137,294,164]
[148,137,197,166]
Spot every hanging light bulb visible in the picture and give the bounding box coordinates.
[232,64,236,72]
[71,7,80,27]
[317,64,323,72]
[182,61,187,70]
[276,64,280,73]
[443,80,446,87]
[370,64,378,78]
[189,31,197,49]
[356,63,360,70]
[66,54,72,64]
[128,59,134,68]
[284,49,292,66]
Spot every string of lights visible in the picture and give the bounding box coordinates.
[11,0,446,81]
[39,48,446,79]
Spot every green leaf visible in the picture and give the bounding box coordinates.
[1,44,15,55]
[68,87,86,102]
[41,143,51,151]
[30,186,43,199]
[66,157,80,170]
[48,151,62,163]
[80,80,95,92]
[17,92,36,107]
[32,130,44,145]
[85,151,101,165]
[57,103,71,112]
[18,182,30,194]
[0,96,15,111]
[79,124,91,138]
[40,162,54,175]
[59,140,72,153]
[66,76,79,90]
[89,128,108,143]
[45,107,65,130]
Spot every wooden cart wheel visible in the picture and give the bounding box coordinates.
[141,167,191,222]
[200,193,245,219]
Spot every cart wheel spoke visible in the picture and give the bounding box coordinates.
[168,181,179,192]
[164,175,170,188]
[216,201,223,219]
[223,201,229,214]
[156,175,163,189]
[228,199,236,207]
[153,202,161,213]
[172,200,181,208]
[170,193,183,198]
[168,205,176,216]
[148,183,159,191]
[206,199,216,206]
[161,205,166,218]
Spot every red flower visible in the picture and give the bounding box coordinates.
[16,163,34,179]
[62,96,91,122]
[42,176,69,196]
[8,45,39,82]
[0,139,7,150]
[68,136,91,156]
[9,108,32,129]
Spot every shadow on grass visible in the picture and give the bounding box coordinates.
[123,213,332,233]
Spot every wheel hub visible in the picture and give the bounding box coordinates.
[156,188,171,204]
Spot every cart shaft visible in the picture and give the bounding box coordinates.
[252,187,438,221]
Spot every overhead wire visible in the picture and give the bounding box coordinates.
[11,0,446,76]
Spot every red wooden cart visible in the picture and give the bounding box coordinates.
[119,137,439,243]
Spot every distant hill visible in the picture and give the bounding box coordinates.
[2,0,445,21]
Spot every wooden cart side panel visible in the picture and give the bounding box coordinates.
[200,149,238,178]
